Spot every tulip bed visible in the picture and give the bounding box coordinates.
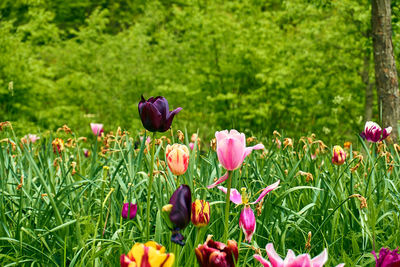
[0,117,400,266]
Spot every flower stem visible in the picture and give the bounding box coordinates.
[237,228,243,267]
[223,171,232,243]
[146,132,156,241]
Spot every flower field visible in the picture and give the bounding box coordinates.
[0,97,399,266]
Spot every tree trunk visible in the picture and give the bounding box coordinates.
[362,50,373,122]
[371,0,399,142]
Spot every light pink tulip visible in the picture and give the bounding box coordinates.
[254,243,345,267]
[189,142,195,150]
[24,134,40,143]
[90,123,104,136]
[208,130,264,188]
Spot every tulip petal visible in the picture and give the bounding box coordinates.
[242,143,265,162]
[251,180,280,204]
[239,207,256,242]
[153,96,169,120]
[286,254,312,267]
[284,250,297,263]
[254,254,272,267]
[207,172,229,189]
[141,102,163,132]
[217,186,243,205]
[265,243,284,267]
[311,248,328,267]
[381,126,392,140]
[215,130,229,144]
[163,107,182,132]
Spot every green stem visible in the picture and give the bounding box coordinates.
[146,132,156,240]
[237,228,243,267]
[223,171,233,243]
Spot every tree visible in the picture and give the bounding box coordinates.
[371,0,399,142]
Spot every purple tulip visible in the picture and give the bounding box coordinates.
[138,95,182,132]
[83,148,90,158]
[90,123,104,136]
[372,247,400,267]
[360,121,392,143]
[169,184,192,229]
[121,203,137,219]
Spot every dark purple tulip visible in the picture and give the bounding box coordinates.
[373,248,400,267]
[169,184,192,230]
[121,203,137,219]
[138,95,182,132]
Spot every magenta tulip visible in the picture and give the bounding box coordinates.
[254,243,345,267]
[372,247,400,267]
[239,207,256,242]
[360,121,392,143]
[121,203,137,220]
[90,123,104,136]
[208,130,264,188]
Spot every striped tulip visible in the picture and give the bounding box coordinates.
[191,200,210,227]
[360,121,392,143]
[166,144,189,176]
[120,241,174,267]
[332,145,346,165]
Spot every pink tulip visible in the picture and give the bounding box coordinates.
[208,130,264,188]
[24,134,40,143]
[239,207,256,242]
[254,243,345,267]
[189,142,195,150]
[90,123,104,136]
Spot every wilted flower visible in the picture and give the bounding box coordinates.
[191,199,210,227]
[52,138,64,154]
[120,241,174,267]
[254,243,345,267]
[195,235,238,267]
[208,130,264,188]
[90,123,103,136]
[163,185,191,245]
[218,180,280,242]
[332,145,346,165]
[121,203,137,219]
[166,144,189,175]
[138,95,182,132]
[283,138,293,149]
[372,247,400,267]
[24,134,40,143]
[360,121,392,143]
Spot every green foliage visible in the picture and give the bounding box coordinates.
[0,0,399,141]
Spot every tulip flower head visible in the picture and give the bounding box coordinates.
[163,184,191,245]
[120,241,175,267]
[121,203,137,220]
[254,243,345,267]
[90,123,104,136]
[189,142,195,150]
[52,138,64,154]
[372,247,400,267]
[360,121,392,143]
[191,199,210,227]
[24,134,40,143]
[218,180,280,242]
[83,148,90,158]
[208,129,264,189]
[138,95,182,132]
[166,144,189,175]
[332,145,346,166]
[195,235,238,267]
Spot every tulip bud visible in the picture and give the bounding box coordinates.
[191,200,210,227]
[121,203,137,220]
[166,144,189,175]
[332,145,346,165]
[239,206,256,242]
[162,204,174,229]
[83,148,90,158]
[195,235,238,267]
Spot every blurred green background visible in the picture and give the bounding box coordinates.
[1,0,399,142]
